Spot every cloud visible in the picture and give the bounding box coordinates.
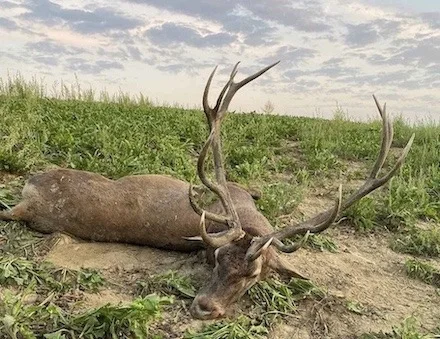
[128,0,332,34]
[24,39,88,67]
[145,23,236,48]
[66,58,124,74]
[260,45,317,69]
[291,78,321,91]
[368,36,440,68]
[127,46,142,61]
[26,39,87,56]
[0,17,19,31]
[245,0,332,32]
[223,7,277,45]
[20,0,142,34]
[345,23,380,47]
[33,56,59,66]
[0,0,20,9]
[344,18,403,48]
[313,58,359,78]
[420,12,440,29]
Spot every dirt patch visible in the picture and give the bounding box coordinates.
[280,229,440,338]
[42,226,440,338]
[0,171,21,184]
[80,289,133,309]
[45,236,210,280]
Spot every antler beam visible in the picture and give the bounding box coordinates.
[190,61,280,248]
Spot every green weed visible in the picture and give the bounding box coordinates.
[0,289,171,338]
[64,295,172,338]
[391,226,440,257]
[256,182,304,226]
[359,316,436,339]
[136,270,196,299]
[249,277,324,314]
[404,258,440,287]
[306,234,338,252]
[346,300,367,315]
[0,221,44,257]
[0,256,105,292]
[344,196,380,231]
[183,316,268,339]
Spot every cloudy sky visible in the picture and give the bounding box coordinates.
[1,0,439,122]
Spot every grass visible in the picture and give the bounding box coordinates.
[391,226,440,257]
[305,233,339,253]
[0,289,171,338]
[183,316,269,339]
[359,316,439,339]
[404,258,440,287]
[249,278,324,314]
[136,270,197,299]
[0,75,439,336]
[0,255,105,292]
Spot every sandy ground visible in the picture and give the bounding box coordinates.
[45,223,440,338]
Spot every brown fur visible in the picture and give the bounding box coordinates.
[0,169,263,252]
[0,168,292,320]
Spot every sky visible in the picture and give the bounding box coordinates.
[0,0,439,123]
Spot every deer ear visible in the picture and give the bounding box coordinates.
[268,255,309,280]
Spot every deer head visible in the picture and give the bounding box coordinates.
[188,62,415,320]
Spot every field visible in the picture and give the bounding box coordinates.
[0,77,439,338]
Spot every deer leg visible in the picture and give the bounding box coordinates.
[0,210,15,221]
[0,203,27,221]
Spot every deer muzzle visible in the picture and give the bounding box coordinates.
[190,295,225,320]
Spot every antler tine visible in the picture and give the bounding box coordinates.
[190,125,245,248]
[248,96,414,256]
[198,211,244,248]
[370,95,392,179]
[203,66,218,127]
[217,61,280,120]
[341,96,413,210]
[213,62,240,113]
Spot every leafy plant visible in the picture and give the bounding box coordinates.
[64,295,172,338]
[359,316,436,339]
[136,270,196,298]
[404,258,440,287]
[249,277,324,314]
[306,234,338,253]
[0,256,105,292]
[0,289,171,339]
[391,226,440,257]
[184,316,268,339]
[346,300,366,315]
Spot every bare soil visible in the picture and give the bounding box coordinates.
[45,223,440,338]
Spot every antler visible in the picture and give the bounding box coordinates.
[189,61,280,248]
[247,95,415,257]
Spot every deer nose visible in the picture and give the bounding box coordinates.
[190,296,225,320]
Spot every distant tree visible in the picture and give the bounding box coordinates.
[262,100,275,114]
